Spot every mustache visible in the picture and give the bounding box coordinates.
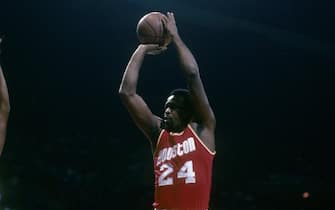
[160,118,166,129]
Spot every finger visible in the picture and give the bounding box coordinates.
[147,50,160,55]
[167,12,172,21]
[168,12,176,23]
[148,44,160,48]
[159,46,167,51]
[161,15,168,25]
[144,44,160,51]
[147,47,167,55]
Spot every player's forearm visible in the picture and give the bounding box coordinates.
[173,35,199,79]
[119,46,146,96]
[0,66,10,113]
[0,119,8,156]
[0,65,9,157]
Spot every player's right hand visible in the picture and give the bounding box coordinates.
[140,44,167,55]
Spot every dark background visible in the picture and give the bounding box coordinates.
[0,0,334,209]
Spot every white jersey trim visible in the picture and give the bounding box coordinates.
[188,124,216,156]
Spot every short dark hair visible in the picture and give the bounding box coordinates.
[169,88,194,124]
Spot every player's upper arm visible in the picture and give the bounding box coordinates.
[188,73,216,130]
[119,92,161,143]
[0,111,9,156]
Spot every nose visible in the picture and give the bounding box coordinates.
[165,107,171,115]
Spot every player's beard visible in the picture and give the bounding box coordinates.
[160,118,172,131]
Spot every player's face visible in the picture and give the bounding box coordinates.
[163,95,184,132]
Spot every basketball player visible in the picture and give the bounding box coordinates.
[119,12,216,210]
[0,36,10,156]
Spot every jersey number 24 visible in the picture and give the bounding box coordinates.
[158,160,196,186]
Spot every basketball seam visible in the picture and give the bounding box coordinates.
[144,19,159,43]
[158,19,164,44]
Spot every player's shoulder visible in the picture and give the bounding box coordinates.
[189,122,205,134]
[149,115,164,144]
[189,122,216,152]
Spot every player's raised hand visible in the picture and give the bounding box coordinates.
[165,12,179,39]
[140,44,167,55]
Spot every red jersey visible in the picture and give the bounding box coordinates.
[152,124,215,209]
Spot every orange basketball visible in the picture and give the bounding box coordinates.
[136,12,171,46]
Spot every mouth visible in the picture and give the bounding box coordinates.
[163,116,171,123]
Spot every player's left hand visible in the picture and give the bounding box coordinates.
[141,44,167,55]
